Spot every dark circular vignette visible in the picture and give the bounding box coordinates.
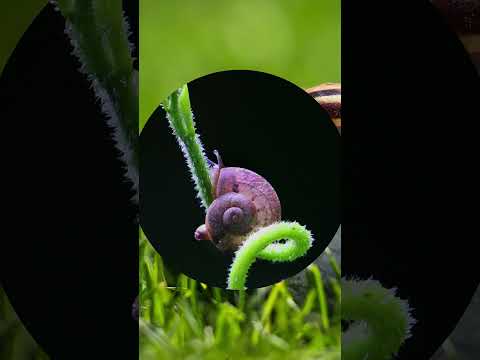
[342,2,480,360]
[0,2,138,358]
[140,70,341,289]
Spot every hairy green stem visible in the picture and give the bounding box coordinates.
[52,0,139,201]
[227,222,314,290]
[164,85,214,209]
[341,278,416,360]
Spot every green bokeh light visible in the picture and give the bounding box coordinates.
[140,0,341,131]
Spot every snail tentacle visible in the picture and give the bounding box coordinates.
[210,150,225,198]
[213,149,224,169]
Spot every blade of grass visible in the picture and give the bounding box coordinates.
[309,264,330,330]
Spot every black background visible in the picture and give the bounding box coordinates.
[0,1,478,360]
[140,70,341,288]
[0,2,138,359]
[342,1,480,359]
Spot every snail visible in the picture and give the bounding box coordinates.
[194,150,281,253]
[306,83,341,133]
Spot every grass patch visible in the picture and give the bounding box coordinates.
[139,230,341,360]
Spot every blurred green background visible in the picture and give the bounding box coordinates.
[139,2,341,358]
[0,1,340,359]
[2,1,479,359]
[0,1,45,74]
[140,0,341,131]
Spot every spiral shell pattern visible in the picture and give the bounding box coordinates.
[206,192,256,250]
[205,166,281,252]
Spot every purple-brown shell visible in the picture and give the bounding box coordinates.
[206,192,257,251]
[215,167,281,226]
[196,164,282,252]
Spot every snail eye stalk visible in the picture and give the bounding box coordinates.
[213,149,224,169]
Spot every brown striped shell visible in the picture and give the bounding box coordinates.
[194,152,281,252]
[306,83,341,133]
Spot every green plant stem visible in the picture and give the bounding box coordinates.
[164,85,214,209]
[53,0,139,199]
[227,221,314,290]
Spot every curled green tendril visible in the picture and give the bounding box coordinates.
[227,222,314,290]
[341,278,416,360]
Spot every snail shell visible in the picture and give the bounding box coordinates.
[195,151,281,252]
[306,83,341,133]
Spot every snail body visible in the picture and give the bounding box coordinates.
[195,151,281,252]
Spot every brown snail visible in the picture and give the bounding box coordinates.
[194,150,281,252]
